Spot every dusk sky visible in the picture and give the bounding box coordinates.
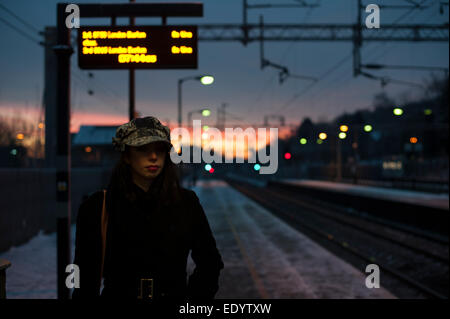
[0,0,448,132]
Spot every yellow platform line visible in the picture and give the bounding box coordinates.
[224,213,270,299]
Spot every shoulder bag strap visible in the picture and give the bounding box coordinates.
[99,189,108,288]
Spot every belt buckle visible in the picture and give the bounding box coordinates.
[138,278,154,299]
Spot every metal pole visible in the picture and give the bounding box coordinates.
[178,79,182,127]
[336,138,342,182]
[353,130,359,184]
[0,259,11,299]
[55,3,73,300]
[177,79,183,183]
[259,15,264,69]
[129,0,136,121]
[243,0,248,45]
[353,0,362,77]
[187,111,192,128]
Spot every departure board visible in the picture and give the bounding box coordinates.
[77,26,197,69]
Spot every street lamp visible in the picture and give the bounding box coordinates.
[177,75,214,127]
[393,107,403,116]
[187,108,211,127]
[200,76,214,85]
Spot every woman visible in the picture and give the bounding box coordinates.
[72,116,224,300]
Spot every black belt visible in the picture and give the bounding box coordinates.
[102,276,160,299]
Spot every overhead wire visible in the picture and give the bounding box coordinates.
[275,0,435,114]
[0,15,42,45]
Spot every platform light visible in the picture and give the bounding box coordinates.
[410,137,418,144]
[254,164,261,171]
[318,132,327,140]
[339,125,348,132]
[393,107,403,116]
[364,124,373,132]
[201,109,211,117]
[284,152,292,160]
[338,132,347,139]
[200,75,214,85]
[299,138,307,145]
[204,164,212,171]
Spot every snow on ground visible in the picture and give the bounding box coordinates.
[283,179,449,210]
[0,226,76,299]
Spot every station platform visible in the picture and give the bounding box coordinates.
[277,179,449,211]
[1,179,395,298]
[188,179,395,299]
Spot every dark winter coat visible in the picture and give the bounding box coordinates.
[71,179,224,300]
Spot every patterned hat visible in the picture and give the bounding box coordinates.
[112,116,172,152]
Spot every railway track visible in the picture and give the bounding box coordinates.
[226,179,449,299]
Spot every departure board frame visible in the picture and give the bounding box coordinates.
[77,25,198,69]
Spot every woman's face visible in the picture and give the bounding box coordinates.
[125,142,167,180]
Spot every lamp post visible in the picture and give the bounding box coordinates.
[186,108,211,186]
[187,108,211,127]
[177,75,214,127]
[176,75,213,185]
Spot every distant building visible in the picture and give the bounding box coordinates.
[72,125,120,167]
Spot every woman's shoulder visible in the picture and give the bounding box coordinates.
[77,189,106,221]
[82,189,105,206]
[179,187,200,203]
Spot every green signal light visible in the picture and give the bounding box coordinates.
[393,108,403,116]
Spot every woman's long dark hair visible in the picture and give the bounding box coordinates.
[107,145,182,205]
